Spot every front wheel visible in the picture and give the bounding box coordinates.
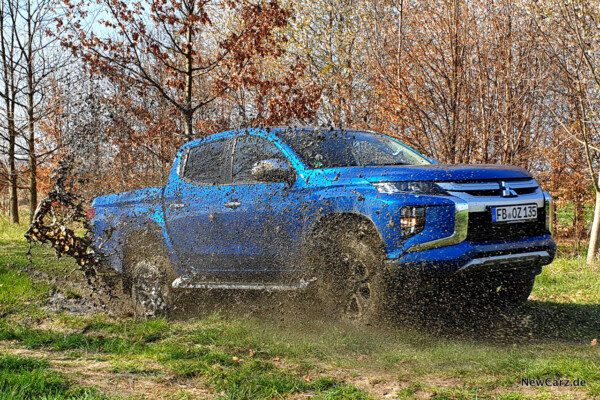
[309,222,391,323]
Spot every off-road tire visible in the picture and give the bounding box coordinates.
[123,234,178,319]
[309,221,391,324]
[130,256,173,318]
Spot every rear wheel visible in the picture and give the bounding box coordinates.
[131,256,173,318]
[123,234,178,318]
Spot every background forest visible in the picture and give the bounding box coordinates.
[2,0,600,255]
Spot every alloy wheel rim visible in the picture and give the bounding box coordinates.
[133,261,165,318]
[345,259,373,318]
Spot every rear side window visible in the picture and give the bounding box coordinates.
[182,139,227,185]
[232,135,287,184]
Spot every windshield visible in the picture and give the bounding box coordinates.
[278,129,431,169]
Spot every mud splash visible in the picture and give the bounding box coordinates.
[22,158,127,313]
[24,158,101,276]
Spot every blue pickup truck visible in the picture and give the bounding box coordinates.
[90,127,556,319]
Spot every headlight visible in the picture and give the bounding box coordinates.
[373,181,447,195]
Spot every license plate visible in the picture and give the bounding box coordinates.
[491,204,537,223]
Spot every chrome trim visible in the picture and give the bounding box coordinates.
[445,190,544,213]
[506,179,539,189]
[543,191,553,234]
[172,277,312,291]
[437,181,500,191]
[456,251,552,274]
[223,201,242,209]
[500,180,518,198]
[437,179,538,192]
[407,198,469,252]
[436,179,543,213]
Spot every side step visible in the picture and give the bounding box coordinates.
[172,278,314,291]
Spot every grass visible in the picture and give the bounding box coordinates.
[0,266,49,313]
[0,316,371,399]
[0,211,32,241]
[0,354,112,399]
[1,213,600,399]
[533,256,600,304]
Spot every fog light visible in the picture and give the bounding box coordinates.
[400,206,426,237]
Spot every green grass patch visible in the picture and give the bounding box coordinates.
[0,266,50,314]
[0,317,374,398]
[532,256,600,304]
[0,321,143,354]
[0,211,31,241]
[0,354,111,399]
[0,210,78,280]
[109,360,161,375]
[0,238,78,277]
[204,360,369,400]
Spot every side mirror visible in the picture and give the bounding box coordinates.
[251,159,295,185]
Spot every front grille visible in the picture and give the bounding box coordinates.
[437,179,539,197]
[514,187,538,195]
[467,207,547,242]
[459,187,537,197]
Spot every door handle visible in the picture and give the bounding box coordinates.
[170,203,185,209]
[223,201,242,210]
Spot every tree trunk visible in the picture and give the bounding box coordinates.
[8,115,19,225]
[7,68,18,225]
[184,16,194,142]
[184,109,193,142]
[26,5,37,223]
[1,1,19,224]
[28,97,37,223]
[587,189,600,264]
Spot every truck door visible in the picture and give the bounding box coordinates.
[220,134,305,283]
[163,138,233,275]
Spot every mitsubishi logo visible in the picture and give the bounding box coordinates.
[500,181,518,198]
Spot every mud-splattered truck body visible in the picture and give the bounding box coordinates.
[90,127,556,318]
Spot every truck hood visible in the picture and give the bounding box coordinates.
[306,164,532,186]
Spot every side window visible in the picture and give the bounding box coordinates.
[232,136,287,184]
[182,139,227,185]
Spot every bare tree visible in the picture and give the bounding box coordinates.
[0,0,22,224]
[12,0,71,221]
[288,0,374,128]
[364,0,551,168]
[534,0,600,263]
[60,0,291,141]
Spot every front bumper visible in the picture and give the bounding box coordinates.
[385,234,556,278]
[455,250,552,274]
